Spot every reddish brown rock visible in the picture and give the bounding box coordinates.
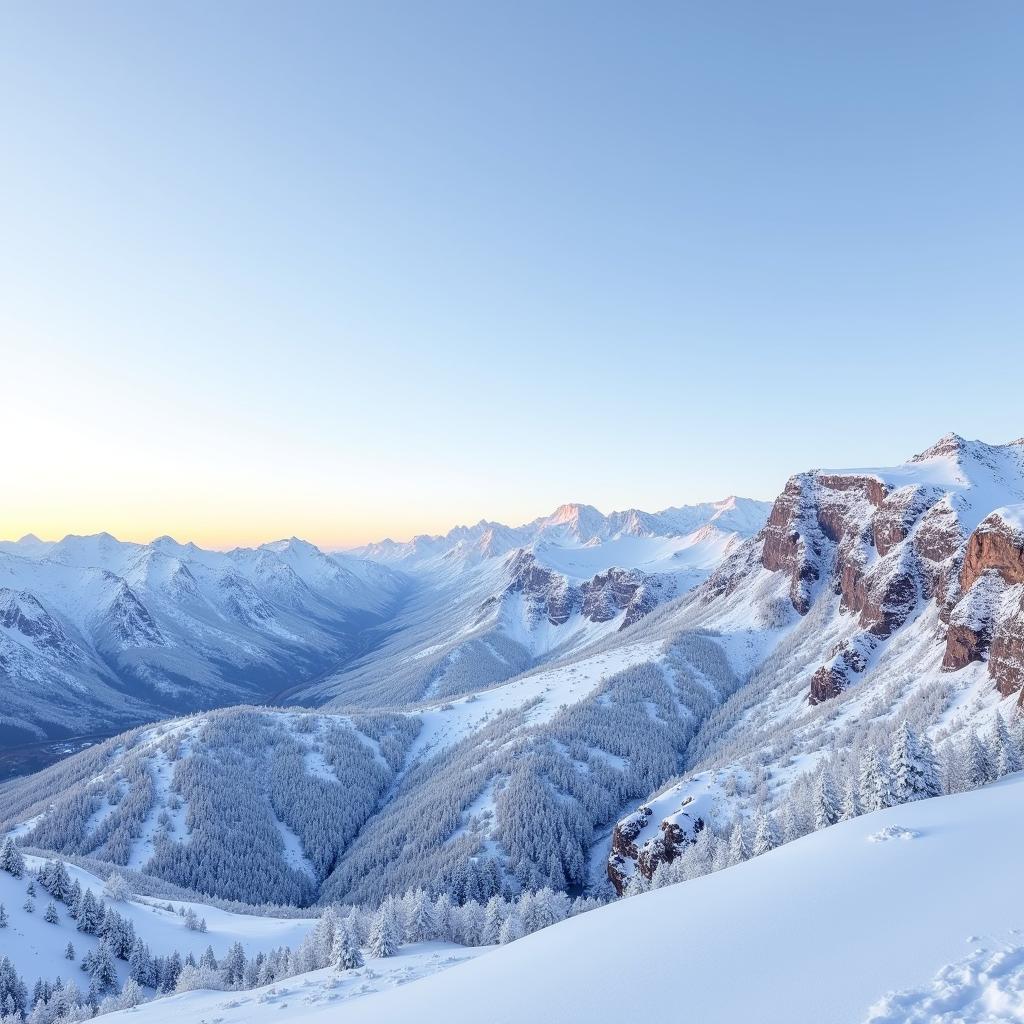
[961,516,1024,593]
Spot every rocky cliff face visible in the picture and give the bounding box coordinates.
[704,434,1024,705]
[937,508,1024,700]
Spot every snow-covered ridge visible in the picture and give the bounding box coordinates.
[350,496,771,567]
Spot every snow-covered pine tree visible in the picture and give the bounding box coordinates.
[813,764,839,829]
[405,889,437,943]
[333,920,364,971]
[482,895,506,945]
[964,730,994,789]
[728,817,751,864]
[0,840,24,879]
[839,777,861,821]
[368,898,400,959]
[0,906,6,929]
[44,903,59,924]
[889,721,942,803]
[752,810,780,856]
[990,713,1022,777]
[88,942,119,996]
[498,910,525,944]
[65,942,75,961]
[220,942,247,988]
[859,745,892,812]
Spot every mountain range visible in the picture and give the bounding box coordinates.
[0,497,769,756]
[3,433,1024,1024]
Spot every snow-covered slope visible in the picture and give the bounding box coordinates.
[0,856,314,995]
[605,433,1024,886]
[0,620,737,909]
[103,774,1024,1024]
[0,534,406,752]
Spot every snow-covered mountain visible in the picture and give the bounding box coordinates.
[3,434,1024,1024]
[0,498,768,758]
[292,497,769,709]
[353,496,769,567]
[0,535,406,750]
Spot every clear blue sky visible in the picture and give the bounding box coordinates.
[1,1,1021,547]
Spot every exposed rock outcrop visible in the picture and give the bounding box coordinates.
[503,551,672,631]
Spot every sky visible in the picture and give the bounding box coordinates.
[1,1,1022,549]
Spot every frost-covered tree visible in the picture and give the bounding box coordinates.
[498,909,525,944]
[103,873,130,902]
[839,775,860,820]
[889,722,942,803]
[0,957,28,1018]
[65,942,75,962]
[0,906,6,929]
[858,745,892,812]
[220,942,247,988]
[333,920,364,971]
[752,810,779,856]
[88,941,119,996]
[965,730,995,788]
[813,764,839,829]
[0,840,24,879]
[368,898,400,959]
[44,903,59,925]
[404,889,437,943]
[989,714,1021,777]
[728,818,750,865]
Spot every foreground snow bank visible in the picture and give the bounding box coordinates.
[866,940,1024,1022]
[101,943,486,1023]
[127,772,1023,1024]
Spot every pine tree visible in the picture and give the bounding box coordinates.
[482,896,506,945]
[405,889,437,943]
[839,777,861,821]
[23,897,34,914]
[49,861,72,903]
[333,920,364,971]
[65,942,75,962]
[88,942,118,996]
[44,903,59,925]
[0,839,24,879]
[990,713,1022,777]
[965,730,996,787]
[859,745,891,811]
[728,818,750,864]
[889,721,942,803]
[752,810,779,856]
[0,906,6,929]
[498,910,525,944]
[813,765,839,829]
[220,942,246,988]
[368,898,400,959]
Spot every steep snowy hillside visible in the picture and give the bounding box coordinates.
[0,709,418,906]
[0,534,406,755]
[103,774,1024,1024]
[1,618,738,909]
[608,433,1024,886]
